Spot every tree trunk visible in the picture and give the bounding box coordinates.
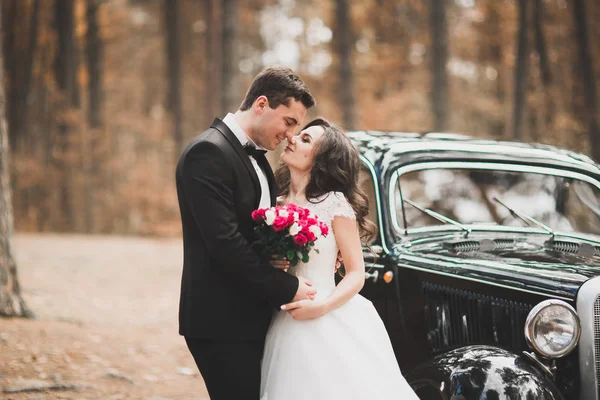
[0,4,32,318]
[334,0,357,130]
[16,0,40,148]
[84,0,104,233]
[479,0,505,137]
[534,0,551,89]
[3,0,19,152]
[221,0,239,114]
[430,0,449,132]
[54,0,77,231]
[512,0,529,139]
[533,0,554,129]
[164,0,183,155]
[572,0,600,161]
[86,0,103,129]
[206,0,222,121]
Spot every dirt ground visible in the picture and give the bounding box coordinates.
[0,233,209,400]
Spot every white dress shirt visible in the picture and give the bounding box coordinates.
[222,113,271,209]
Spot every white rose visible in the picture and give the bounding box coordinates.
[309,225,321,238]
[293,212,299,221]
[265,209,276,225]
[278,210,289,218]
[289,223,301,236]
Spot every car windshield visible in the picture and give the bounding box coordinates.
[396,168,600,236]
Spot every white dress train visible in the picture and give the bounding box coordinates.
[260,192,419,400]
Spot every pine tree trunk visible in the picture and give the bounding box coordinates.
[86,0,103,129]
[534,0,554,129]
[84,0,104,233]
[572,0,600,161]
[334,0,357,130]
[205,0,222,123]
[221,0,238,114]
[54,0,77,231]
[3,0,19,152]
[165,0,183,156]
[10,0,40,152]
[0,4,32,318]
[431,0,449,132]
[512,0,529,139]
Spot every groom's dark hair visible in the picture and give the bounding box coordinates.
[239,65,315,111]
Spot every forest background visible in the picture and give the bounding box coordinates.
[4,0,600,237]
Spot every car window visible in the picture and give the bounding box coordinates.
[359,164,379,244]
[396,168,600,235]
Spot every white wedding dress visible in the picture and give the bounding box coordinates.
[260,192,419,400]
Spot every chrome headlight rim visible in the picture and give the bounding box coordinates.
[524,299,581,359]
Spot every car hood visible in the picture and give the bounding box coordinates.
[397,234,600,299]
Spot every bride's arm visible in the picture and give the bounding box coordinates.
[321,216,365,311]
[281,215,364,320]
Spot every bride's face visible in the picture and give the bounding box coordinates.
[281,125,325,172]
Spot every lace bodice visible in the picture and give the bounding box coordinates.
[287,192,356,295]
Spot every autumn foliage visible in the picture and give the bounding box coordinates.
[2,0,599,236]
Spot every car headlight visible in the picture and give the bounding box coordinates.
[524,299,580,358]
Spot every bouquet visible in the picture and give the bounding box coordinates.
[251,203,328,266]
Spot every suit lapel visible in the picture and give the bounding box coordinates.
[211,118,262,207]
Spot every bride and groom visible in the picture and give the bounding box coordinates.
[175,66,418,399]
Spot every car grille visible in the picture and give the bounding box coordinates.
[423,282,534,353]
[595,296,600,398]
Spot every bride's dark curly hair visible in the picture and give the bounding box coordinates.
[275,117,376,243]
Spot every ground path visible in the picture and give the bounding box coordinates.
[1,234,209,400]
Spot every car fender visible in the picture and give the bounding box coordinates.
[405,345,565,400]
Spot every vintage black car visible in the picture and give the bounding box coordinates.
[351,131,600,400]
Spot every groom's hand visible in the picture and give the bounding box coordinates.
[291,276,316,302]
[281,299,326,320]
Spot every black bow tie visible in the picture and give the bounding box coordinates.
[243,144,267,158]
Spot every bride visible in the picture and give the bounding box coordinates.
[260,118,419,399]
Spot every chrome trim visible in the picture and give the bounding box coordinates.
[389,161,600,235]
[365,270,379,283]
[401,224,600,245]
[360,155,390,253]
[395,258,573,301]
[577,276,600,400]
[522,351,556,376]
[524,299,580,358]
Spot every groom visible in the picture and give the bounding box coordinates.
[176,66,317,399]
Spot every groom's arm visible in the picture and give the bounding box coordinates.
[182,140,299,308]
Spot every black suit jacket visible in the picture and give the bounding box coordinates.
[176,118,299,340]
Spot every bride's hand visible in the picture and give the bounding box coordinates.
[270,255,290,271]
[281,299,327,320]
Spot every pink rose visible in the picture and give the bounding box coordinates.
[319,222,328,236]
[306,231,316,241]
[300,223,311,235]
[272,216,289,232]
[294,234,308,245]
[251,209,263,221]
